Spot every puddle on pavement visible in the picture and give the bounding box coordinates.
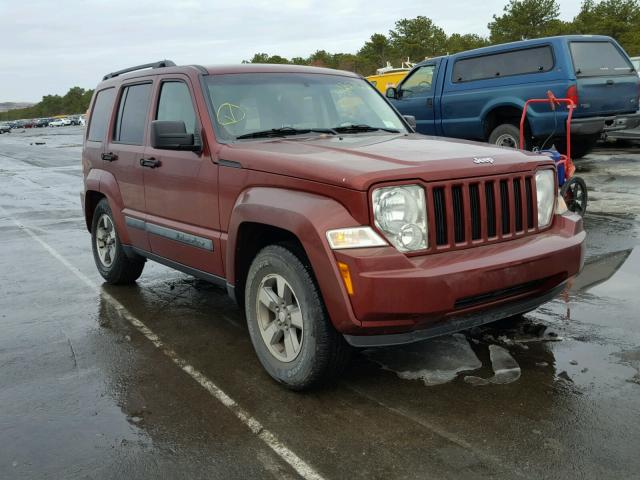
[363,333,482,386]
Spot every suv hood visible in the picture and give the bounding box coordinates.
[220,134,553,191]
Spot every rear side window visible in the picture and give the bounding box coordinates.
[114,83,152,144]
[570,41,633,76]
[87,88,115,142]
[452,46,554,83]
[156,81,196,134]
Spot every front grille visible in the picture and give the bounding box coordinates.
[427,174,537,251]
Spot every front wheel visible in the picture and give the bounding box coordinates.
[245,245,351,390]
[91,198,145,284]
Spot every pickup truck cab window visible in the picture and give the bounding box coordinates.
[399,65,435,98]
[156,81,196,134]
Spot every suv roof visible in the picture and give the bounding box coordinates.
[98,60,359,87]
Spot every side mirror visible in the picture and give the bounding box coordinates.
[403,115,417,130]
[150,120,200,151]
[385,87,397,99]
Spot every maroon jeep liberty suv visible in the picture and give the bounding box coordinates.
[81,60,585,389]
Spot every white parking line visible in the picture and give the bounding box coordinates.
[1,208,325,480]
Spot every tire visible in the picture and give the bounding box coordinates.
[245,244,351,390]
[91,198,145,284]
[488,123,524,149]
[554,134,598,159]
[560,176,588,216]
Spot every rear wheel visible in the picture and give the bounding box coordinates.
[91,199,145,284]
[245,245,351,390]
[488,123,524,150]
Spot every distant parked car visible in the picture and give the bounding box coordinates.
[79,115,86,126]
[24,119,36,128]
[49,118,68,127]
[388,35,640,158]
[34,118,49,128]
[0,123,11,134]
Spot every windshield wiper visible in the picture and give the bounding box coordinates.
[332,124,400,134]
[236,127,337,140]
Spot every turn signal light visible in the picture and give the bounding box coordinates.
[337,261,354,295]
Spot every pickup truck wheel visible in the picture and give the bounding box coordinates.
[245,245,351,390]
[488,124,523,149]
[91,199,145,284]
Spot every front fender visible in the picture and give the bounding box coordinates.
[226,187,363,332]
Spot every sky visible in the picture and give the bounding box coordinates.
[0,0,584,102]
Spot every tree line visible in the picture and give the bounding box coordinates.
[0,87,93,121]
[245,0,640,75]
[3,0,639,120]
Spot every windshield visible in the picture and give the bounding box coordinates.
[570,41,634,76]
[205,73,407,141]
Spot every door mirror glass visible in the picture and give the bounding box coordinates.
[403,115,417,130]
[150,120,199,151]
[385,87,397,99]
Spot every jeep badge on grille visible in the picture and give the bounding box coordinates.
[473,157,495,164]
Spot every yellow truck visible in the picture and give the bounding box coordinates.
[366,62,413,94]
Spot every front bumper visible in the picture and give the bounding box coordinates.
[572,112,640,135]
[333,213,585,345]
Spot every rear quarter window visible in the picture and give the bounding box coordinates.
[87,88,115,142]
[570,41,633,76]
[452,46,554,83]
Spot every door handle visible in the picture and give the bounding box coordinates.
[426,98,433,108]
[606,79,614,85]
[101,152,118,161]
[139,157,161,168]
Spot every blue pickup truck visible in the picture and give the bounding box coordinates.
[388,35,640,157]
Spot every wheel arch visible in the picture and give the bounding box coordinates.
[84,169,130,244]
[225,187,362,331]
[482,101,529,141]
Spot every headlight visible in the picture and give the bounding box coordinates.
[326,227,387,249]
[372,185,427,252]
[535,169,555,228]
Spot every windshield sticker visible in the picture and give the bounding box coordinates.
[216,103,246,126]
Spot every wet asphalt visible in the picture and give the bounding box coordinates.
[0,126,639,479]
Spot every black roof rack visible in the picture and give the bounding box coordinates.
[103,60,176,80]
